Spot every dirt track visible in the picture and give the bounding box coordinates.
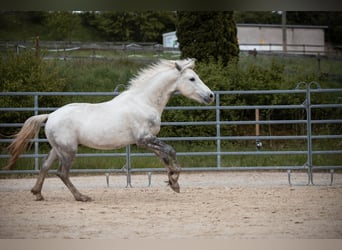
[0,172,341,239]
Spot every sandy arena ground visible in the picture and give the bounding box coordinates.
[0,171,341,239]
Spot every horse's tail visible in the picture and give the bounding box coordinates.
[3,114,49,170]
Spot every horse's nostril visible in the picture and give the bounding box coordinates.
[204,93,215,104]
[209,93,215,101]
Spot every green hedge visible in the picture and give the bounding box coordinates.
[0,50,68,135]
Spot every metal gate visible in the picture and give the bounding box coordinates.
[1,83,341,185]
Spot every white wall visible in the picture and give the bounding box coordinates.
[163,25,326,54]
[237,25,325,53]
[162,31,179,48]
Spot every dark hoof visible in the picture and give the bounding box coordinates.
[166,170,180,193]
[35,194,44,201]
[170,181,180,193]
[31,189,44,201]
[76,195,92,202]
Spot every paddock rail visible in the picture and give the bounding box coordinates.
[1,84,341,186]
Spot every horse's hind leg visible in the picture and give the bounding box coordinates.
[31,148,58,201]
[56,150,92,202]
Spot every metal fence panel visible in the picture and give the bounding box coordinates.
[1,85,341,185]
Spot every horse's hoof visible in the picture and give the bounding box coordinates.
[35,194,44,201]
[76,195,92,202]
[170,182,180,193]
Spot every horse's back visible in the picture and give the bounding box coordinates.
[44,92,163,151]
[45,100,137,150]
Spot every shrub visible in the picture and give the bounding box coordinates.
[0,50,67,134]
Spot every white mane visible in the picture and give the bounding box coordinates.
[127,59,194,90]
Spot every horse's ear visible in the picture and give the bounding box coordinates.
[175,59,195,72]
[175,62,182,72]
[187,58,195,69]
[182,58,195,70]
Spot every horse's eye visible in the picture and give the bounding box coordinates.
[189,77,195,82]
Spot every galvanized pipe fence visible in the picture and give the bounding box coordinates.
[1,84,341,186]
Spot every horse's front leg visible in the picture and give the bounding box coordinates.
[137,136,180,193]
[155,150,180,191]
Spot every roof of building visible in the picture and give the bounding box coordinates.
[236,23,328,29]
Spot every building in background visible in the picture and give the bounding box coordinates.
[162,31,179,48]
[163,24,327,55]
[237,24,327,54]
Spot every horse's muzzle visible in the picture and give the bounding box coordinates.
[203,92,215,104]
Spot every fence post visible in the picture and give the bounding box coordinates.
[16,43,20,55]
[306,82,313,184]
[296,81,321,185]
[34,94,39,171]
[35,36,40,58]
[125,144,132,188]
[255,108,262,150]
[216,93,221,168]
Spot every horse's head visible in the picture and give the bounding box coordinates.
[174,59,215,105]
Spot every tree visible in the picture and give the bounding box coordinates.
[45,11,81,41]
[176,11,239,65]
[83,11,176,43]
[138,11,176,43]
[233,11,281,24]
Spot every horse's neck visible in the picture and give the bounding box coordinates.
[150,84,175,112]
[130,72,177,114]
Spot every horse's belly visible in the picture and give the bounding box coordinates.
[78,127,134,150]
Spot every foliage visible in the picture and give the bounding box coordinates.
[0,11,176,43]
[0,11,47,40]
[233,11,281,24]
[1,11,342,45]
[45,12,81,41]
[82,11,176,43]
[0,50,67,134]
[176,11,239,66]
[60,58,144,93]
